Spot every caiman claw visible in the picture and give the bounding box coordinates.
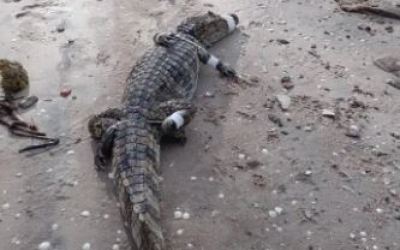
[217,63,237,78]
[95,148,107,171]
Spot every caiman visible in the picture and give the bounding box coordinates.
[88,11,239,250]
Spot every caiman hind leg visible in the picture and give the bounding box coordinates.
[88,107,124,139]
[94,124,118,170]
[148,99,197,142]
[88,108,124,170]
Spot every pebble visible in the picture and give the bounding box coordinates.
[269,210,278,218]
[345,125,361,138]
[262,148,269,155]
[182,212,190,220]
[376,208,384,214]
[103,214,110,219]
[52,224,59,231]
[322,109,336,118]
[238,153,246,160]
[82,242,91,250]
[112,244,120,250]
[275,94,291,111]
[275,207,283,214]
[187,243,194,248]
[176,229,184,235]
[15,172,23,178]
[38,241,51,250]
[2,203,10,210]
[66,150,75,155]
[174,211,183,219]
[60,88,72,98]
[360,231,367,237]
[80,210,90,217]
[204,91,215,98]
[190,176,197,181]
[304,170,312,176]
[218,193,225,199]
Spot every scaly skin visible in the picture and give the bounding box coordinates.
[88,12,239,250]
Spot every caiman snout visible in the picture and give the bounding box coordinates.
[224,14,239,33]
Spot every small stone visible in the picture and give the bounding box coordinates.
[360,231,367,237]
[275,94,291,110]
[304,170,312,176]
[176,229,184,235]
[82,242,91,250]
[60,88,72,98]
[280,76,294,90]
[182,212,190,220]
[2,203,10,210]
[112,244,120,250]
[262,148,269,155]
[345,125,361,138]
[190,176,197,181]
[38,241,51,250]
[103,214,110,219]
[218,193,225,199]
[322,109,335,118]
[204,91,214,98]
[174,211,183,219]
[349,233,356,239]
[15,172,23,178]
[275,207,283,214]
[376,208,384,214]
[66,150,75,155]
[80,210,90,217]
[269,210,278,218]
[238,153,246,160]
[304,126,313,132]
[52,224,59,231]
[187,243,194,248]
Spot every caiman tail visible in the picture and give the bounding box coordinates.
[113,116,164,250]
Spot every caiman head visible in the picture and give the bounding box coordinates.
[177,11,239,47]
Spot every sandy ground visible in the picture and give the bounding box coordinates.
[1,0,400,249]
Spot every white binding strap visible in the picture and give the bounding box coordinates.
[223,15,237,33]
[168,111,185,129]
[207,55,220,69]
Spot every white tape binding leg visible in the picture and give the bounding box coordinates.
[223,15,237,33]
[207,55,220,69]
[167,111,185,129]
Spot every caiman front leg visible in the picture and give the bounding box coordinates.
[153,33,178,48]
[198,47,237,78]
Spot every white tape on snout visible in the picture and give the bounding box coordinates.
[168,111,185,129]
[223,15,237,33]
[207,55,220,69]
